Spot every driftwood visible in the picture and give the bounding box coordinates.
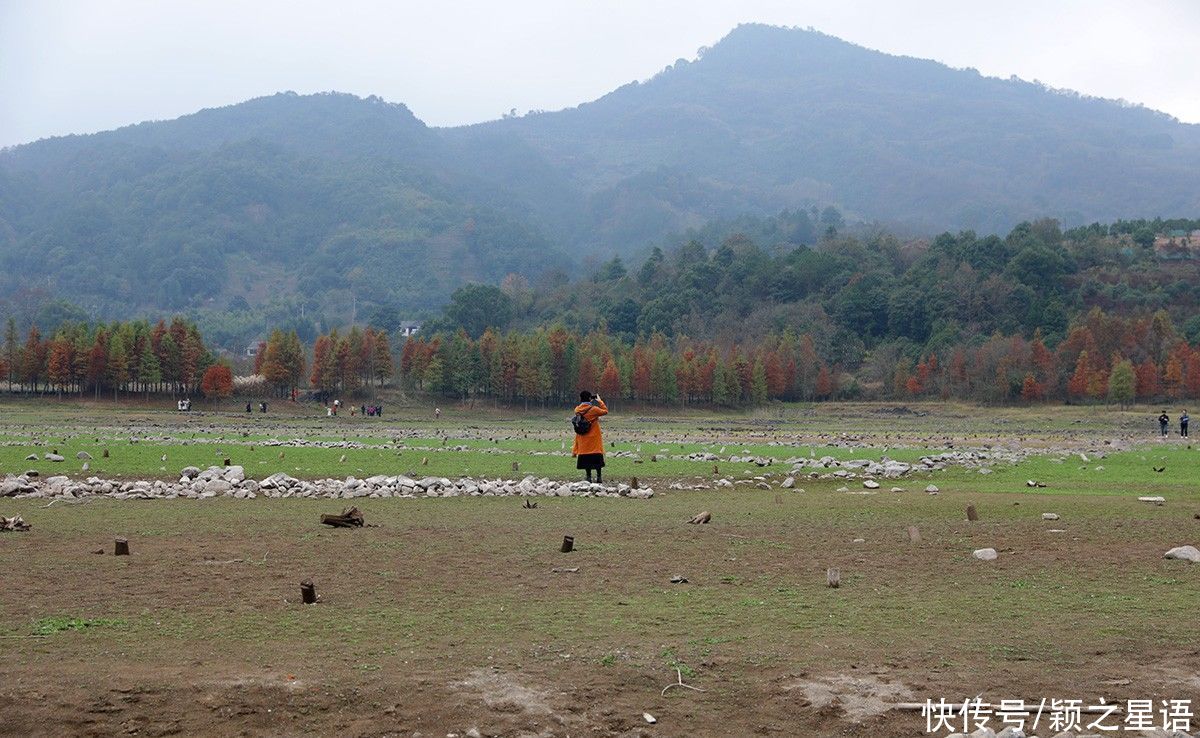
[320,506,364,528]
[0,515,31,532]
[687,511,711,525]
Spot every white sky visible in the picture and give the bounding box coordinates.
[1,0,1198,149]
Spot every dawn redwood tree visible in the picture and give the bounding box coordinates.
[200,363,234,401]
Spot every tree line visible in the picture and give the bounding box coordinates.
[399,306,1200,407]
[1,317,215,398]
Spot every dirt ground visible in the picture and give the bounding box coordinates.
[2,485,1198,737]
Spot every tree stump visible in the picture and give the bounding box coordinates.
[826,568,840,588]
[907,526,921,543]
[114,538,129,556]
[300,579,317,604]
[320,507,364,528]
[561,535,574,553]
[966,504,979,522]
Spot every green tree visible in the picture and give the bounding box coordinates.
[1108,359,1135,409]
[444,284,514,337]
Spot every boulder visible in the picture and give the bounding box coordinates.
[24,453,37,461]
[76,451,93,460]
[862,479,880,489]
[204,479,233,496]
[781,476,795,489]
[45,453,65,462]
[925,484,939,494]
[972,548,999,561]
[222,465,245,483]
[1163,545,1200,563]
[1042,512,1060,520]
[180,466,201,479]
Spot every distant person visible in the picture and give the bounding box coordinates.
[1159,410,1170,437]
[260,402,267,413]
[1181,410,1190,437]
[571,390,609,484]
[361,404,366,417]
[246,402,252,413]
[435,407,441,420]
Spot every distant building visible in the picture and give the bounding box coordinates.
[399,321,422,337]
[1154,230,1200,260]
[246,341,262,357]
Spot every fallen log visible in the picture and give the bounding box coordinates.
[320,506,364,528]
[0,515,31,532]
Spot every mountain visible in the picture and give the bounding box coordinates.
[0,92,566,326]
[2,24,1198,340]
[454,23,1200,242]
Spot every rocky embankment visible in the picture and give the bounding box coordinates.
[1,466,654,501]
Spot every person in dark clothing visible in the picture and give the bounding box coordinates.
[260,402,267,413]
[246,402,252,413]
[1159,411,1170,436]
[1181,410,1189,437]
[572,390,608,483]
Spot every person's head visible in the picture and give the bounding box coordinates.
[579,390,594,403]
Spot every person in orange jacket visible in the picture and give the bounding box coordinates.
[572,390,608,483]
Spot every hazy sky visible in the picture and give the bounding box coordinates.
[2,0,1198,149]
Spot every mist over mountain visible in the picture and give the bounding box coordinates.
[1,23,1197,339]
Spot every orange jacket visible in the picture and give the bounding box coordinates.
[571,398,608,456]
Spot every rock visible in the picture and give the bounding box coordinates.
[925,484,939,494]
[76,451,92,460]
[204,479,233,496]
[1042,512,1060,520]
[223,465,246,483]
[781,476,795,488]
[973,547,999,561]
[1163,545,1200,562]
[180,466,201,479]
[45,453,64,462]
[1139,495,1166,504]
[996,728,1026,738]
[24,453,37,461]
[642,712,657,724]
[465,728,482,738]
[969,728,997,738]
[862,479,880,489]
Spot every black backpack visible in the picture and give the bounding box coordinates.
[572,411,592,435]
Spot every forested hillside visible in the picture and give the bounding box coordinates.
[2,24,1198,349]
[0,93,564,331]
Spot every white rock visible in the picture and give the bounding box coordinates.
[781,477,795,488]
[973,548,999,561]
[1042,512,1060,520]
[862,479,880,489]
[925,485,939,494]
[1163,545,1200,563]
